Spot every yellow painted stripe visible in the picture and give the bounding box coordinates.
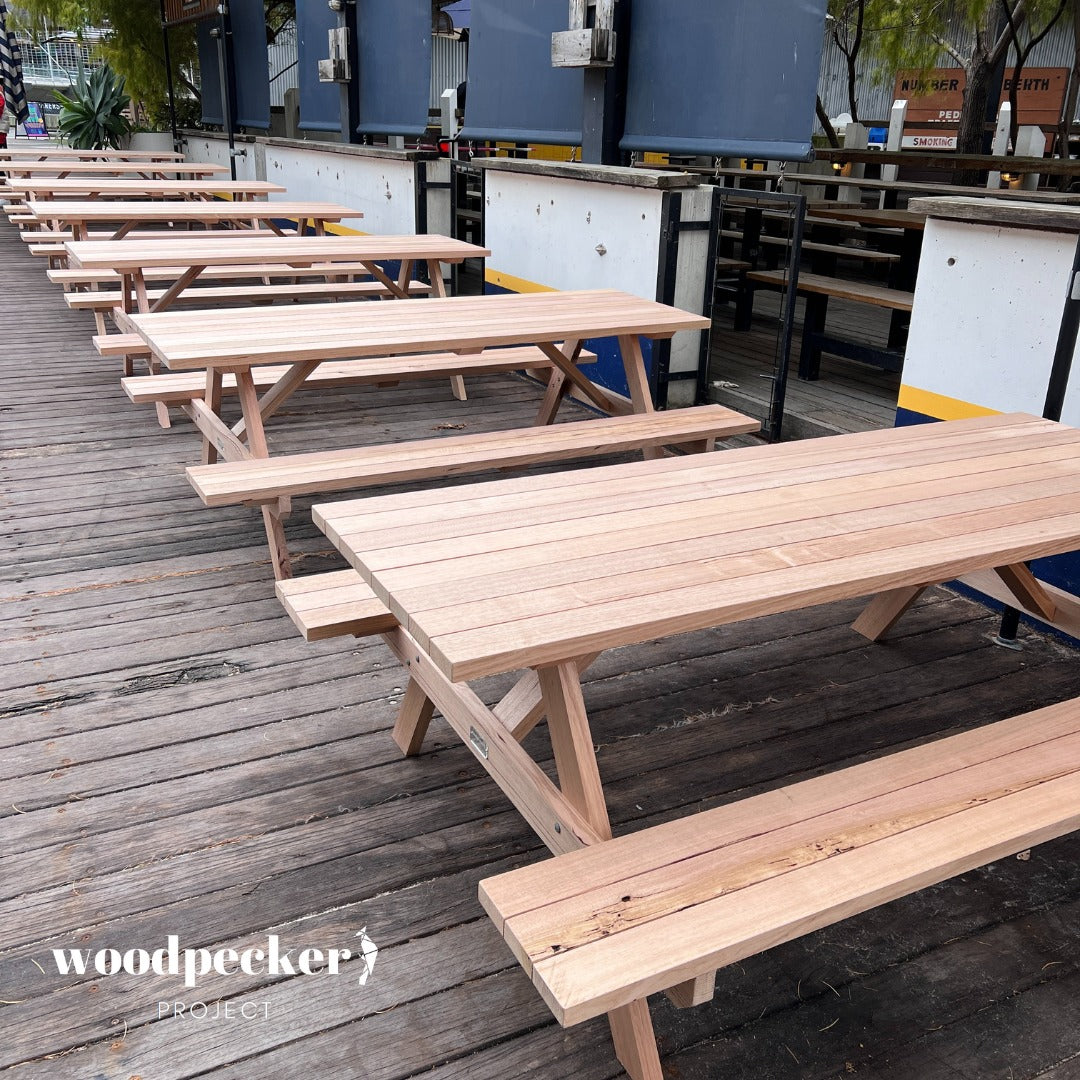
[484,268,556,294]
[897,385,1002,422]
[321,220,368,237]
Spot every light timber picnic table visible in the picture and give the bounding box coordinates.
[12,178,285,201]
[1,160,229,179]
[67,232,480,314]
[309,410,1080,1079]
[124,287,714,578]
[34,199,361,252]
[118,287,705,446]
[0,147,185,161]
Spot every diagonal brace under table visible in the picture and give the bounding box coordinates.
[852,562,1058,642]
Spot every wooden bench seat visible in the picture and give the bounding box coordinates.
[720,229,900,264]
[276,569,397,641]
[744,269,914,379]
[65,278,431,315]
[187,405,759,509]
[190,404,759,579]
[48,262,396,288]
[121,346,598,404]
[746,270,914,311]
[479,697,1080,1075]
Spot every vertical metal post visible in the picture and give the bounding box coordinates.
[996,232,1080,647]
[158,0,179,152]
[215,3,237,179]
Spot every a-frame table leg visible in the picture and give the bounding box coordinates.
[537,659,664,1080]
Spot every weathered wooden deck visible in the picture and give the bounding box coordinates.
[3,222,1080,1080]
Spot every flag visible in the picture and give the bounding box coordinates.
[0,0,29,125]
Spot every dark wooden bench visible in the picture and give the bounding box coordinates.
[744,269,915,379]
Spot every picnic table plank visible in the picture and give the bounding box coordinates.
[2,161,228,177]
[119,289,709,369]
[65,234,488,270]
[13,179,286,199]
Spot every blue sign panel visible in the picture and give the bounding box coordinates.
[297,1,340,132]
[459,0,583,146]
[355,0,431,137]
[620,0,827,160]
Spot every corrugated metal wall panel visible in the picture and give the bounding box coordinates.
[431,33,467,109]
[268,21,299,109]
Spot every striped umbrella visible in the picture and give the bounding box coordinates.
[0,0,29,125]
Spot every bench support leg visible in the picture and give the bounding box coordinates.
[203,368,224,466]
[852,585,925,641]
[392,677,436,756]
[609,1000,664,1080]
[798,294,829,381]
[666,971,715,1009]
[261,501,292,581]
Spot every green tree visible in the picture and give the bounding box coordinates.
[14,0,295,129]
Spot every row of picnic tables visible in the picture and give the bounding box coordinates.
[7,145,1080,1080]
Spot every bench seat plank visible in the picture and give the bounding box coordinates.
[746,269,914,310]
[186,406,761,507]
[275,570,397,641]
[121,346,598,403]
[48,262,398,286]
[720,230,900,263]
[480,697,1080,1027]
[66,279,431,311]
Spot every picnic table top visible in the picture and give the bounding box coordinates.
[33,199,361,224]
[313,412,1080,681]
[2,161,229,176]
[0,147,185,159]
[120,288,710,370]
[14,178,286,196]
[64,233,489,270]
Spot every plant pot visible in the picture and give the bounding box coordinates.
[129,132,175,152]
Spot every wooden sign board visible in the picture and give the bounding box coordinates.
[163,0,217,26]
[893,67,1068,128]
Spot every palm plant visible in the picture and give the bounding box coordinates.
[55,63,133,149]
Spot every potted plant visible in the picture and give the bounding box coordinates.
[55,63,134,150]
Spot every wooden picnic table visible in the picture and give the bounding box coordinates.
[309,410,1080,1079]
[1,161,229,179]
[36,199,361,247]
[12,178,285,201]
[118,287,702,433]
[0,147,185,161]
[123,287,712,577]
[67,232,477,313]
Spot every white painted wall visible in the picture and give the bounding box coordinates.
[905,217,1080,425]
[484,170,665,295]
[182,135,440,237]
